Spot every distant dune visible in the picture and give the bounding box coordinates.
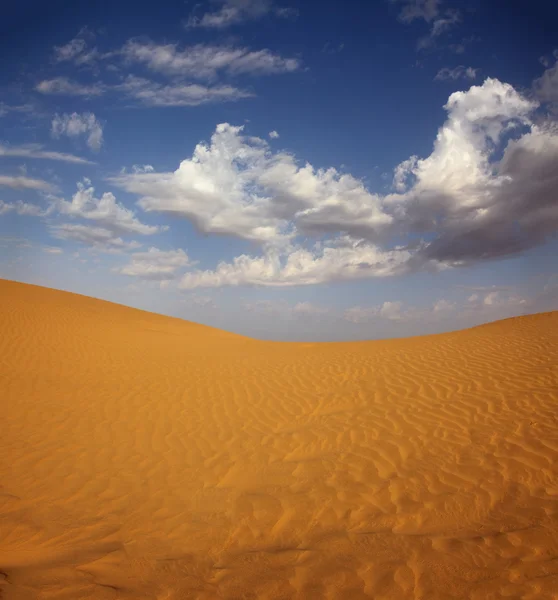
[1,278,558,599]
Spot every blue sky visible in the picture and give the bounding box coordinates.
[1,0,557,340]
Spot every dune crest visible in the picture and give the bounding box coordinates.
[1,278,558,599]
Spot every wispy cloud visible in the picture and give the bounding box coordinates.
[114,247,191,280]
[36,35,299,109]
[0,144,94,164]
[392,0,462,51]
[0,175,54,191]
[0,199,46,217]
[53,27,100,65]
[51,112,104,151]
[392,0,442,24]
[120,40,301,79]
[0,103,36,118]
[49,223,142,253]
[435,66,478,81]
[114,75,252,107]
[185,0,295,29]
[36,77,105,97]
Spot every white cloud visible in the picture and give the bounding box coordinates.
[243,299,328,318]
[388,78,552,264]
[53,27,100,66]
[460,289,528,312]
[0,143,93,164]
[0,200,45,216]
[120,40,300,79]
[533,56,558,105]
[432,298,455,312]
[392,0,442,23]
[54,180,165,235]
[344,301,405,323]
[185,0,293,29]
[114,78,558,289]
[393,1,461,51]
[269,130,280,139]
[184,294,217,309]
[178,240,412,289]
[291,301,329,315]
[43,246,63,254]
[0,103,36,118]
[115,247,190,280]
[36,77,105,96]
[40,36,297,109]
[54,36,87,62]
[132,164,154,174]
[417,11,461,51]
[114,75,251,107]
[49,223,142,252]
[344,305,378,323]
[110,123,391,245]
[483,291,499,306]
[0,175,54,191]
[51,112,104,151]
[435,66,478,81]
[379,301,404,320]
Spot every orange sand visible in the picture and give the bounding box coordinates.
[1,278,558,599]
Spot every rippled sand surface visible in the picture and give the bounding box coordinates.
[1,278,558,599]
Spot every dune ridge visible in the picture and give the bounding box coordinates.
[1,278,558,599]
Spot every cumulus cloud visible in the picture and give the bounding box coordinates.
[388,78,558,265]
[0,175,54,191]
[120,40,300,79]
[185,0,294,29]
[268,130,280,139]
[53,180,164,236]
[36,77,105,96]
[0,143,93,164]
[49,223,142,252]
[112,77,558,289]
[533,55,558,105]
[435,66,478,81]
[51,112,104,151]
[178,240,412,289]
[115,247,191,280]
[110,123,391,245]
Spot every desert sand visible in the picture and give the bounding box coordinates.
[1,278,558,599]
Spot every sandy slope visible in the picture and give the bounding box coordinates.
[1,279,558,600]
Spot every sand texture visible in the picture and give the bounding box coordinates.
[1,279,558,599]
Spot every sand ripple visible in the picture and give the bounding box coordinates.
[1,279,558,599]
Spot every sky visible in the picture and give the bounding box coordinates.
[1,0,557,341]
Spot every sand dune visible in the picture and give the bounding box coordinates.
[1,278,558,599]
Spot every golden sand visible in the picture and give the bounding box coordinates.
[1,278,558,599]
